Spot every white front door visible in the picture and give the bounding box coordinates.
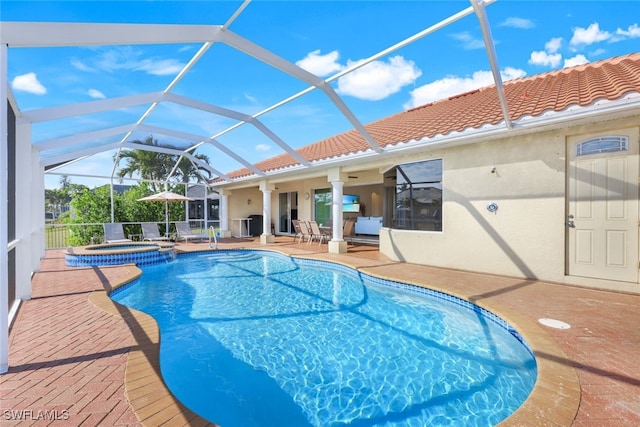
[567,129,639,282]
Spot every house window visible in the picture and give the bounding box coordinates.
[313,189,332,225]
[385,159,442,231]
[576,136,628,156]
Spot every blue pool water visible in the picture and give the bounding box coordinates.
[111,250,536,426]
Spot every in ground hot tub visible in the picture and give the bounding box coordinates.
[65,242,176,267]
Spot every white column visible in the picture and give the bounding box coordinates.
[219,194,231,238]
[203,186,208,230]
[328,180,347,253]
[34,159,46,261]
[16,122,32,301]
[331,181,344,240]
[109,180,115,223]
[1,43,10,374]
[260,189,274,244]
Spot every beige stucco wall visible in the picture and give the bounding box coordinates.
[218,116,640,290]
[380,117,640,285]
[226,188,263,228]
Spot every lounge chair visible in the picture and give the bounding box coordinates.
[308,220,330,245]
[141,222,171,242]
[175,221,207,244]
[103,223,133,244]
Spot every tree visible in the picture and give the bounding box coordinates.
[62,186,115,246]
[45,188,65,219]
[115,135,211,191]
[121,183,167,226]
[175,153,211,184]
[44,176,87,219]
[53,136,211,245]
[116,136,173,192]
[59,175,72,189]
[62,183,171,245]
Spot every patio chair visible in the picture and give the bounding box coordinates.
[298,220,313,244]
[308,220,330,245]
[141,222,171,242]
[103,223,133,244]
[292,219,305,243]
[175,221,207,244]
[343,218,356,246]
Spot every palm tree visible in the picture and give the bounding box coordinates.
[44,176,87,219]
[116,135,201,192]
[44,188,65,219]
[175,153,212,184]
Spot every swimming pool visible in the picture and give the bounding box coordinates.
[111,250,536,426]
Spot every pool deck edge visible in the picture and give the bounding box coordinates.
[88,267,217,427]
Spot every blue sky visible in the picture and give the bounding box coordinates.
[2,0,640,188]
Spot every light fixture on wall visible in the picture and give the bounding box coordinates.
[247,198,251,205]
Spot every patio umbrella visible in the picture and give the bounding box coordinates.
[138,190,194,232]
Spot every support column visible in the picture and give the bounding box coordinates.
[203,185,208,231]
[15,122,32,301]
[328,180,347,254]
[34,159,46,261]
[260,188,274,244]
[1,43,9,373]
[219,193,232,238]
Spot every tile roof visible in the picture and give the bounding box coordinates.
[222,53,640,181]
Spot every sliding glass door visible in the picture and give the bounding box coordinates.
[278,192,298,234]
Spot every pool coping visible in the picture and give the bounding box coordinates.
[66,241,176,256]
[89,248,579,426]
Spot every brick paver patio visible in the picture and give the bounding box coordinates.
[2,237,639,426]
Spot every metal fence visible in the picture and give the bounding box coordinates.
[45,220,218,249]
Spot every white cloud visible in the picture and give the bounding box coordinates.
[91,47,185,76]
[71,58,95,72]
[570,23,611,46]
[450,31,485,50]
[502,67,528,81]
[95,47,143,72]
[11,72,47,95]
[529,50,562,67]
[616,23,640,39]
[404,67,526,109]
[244,92,259,105]
[545,37,563,54]
[564,54,589,68]
[528,36,564,68]
[88,89,106,99]
[295,50,343,76]
[296,50,421,101]
[134,58,185,76]
[500,17,535,29]
[337,56,422,101]
[255,144,271,152]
